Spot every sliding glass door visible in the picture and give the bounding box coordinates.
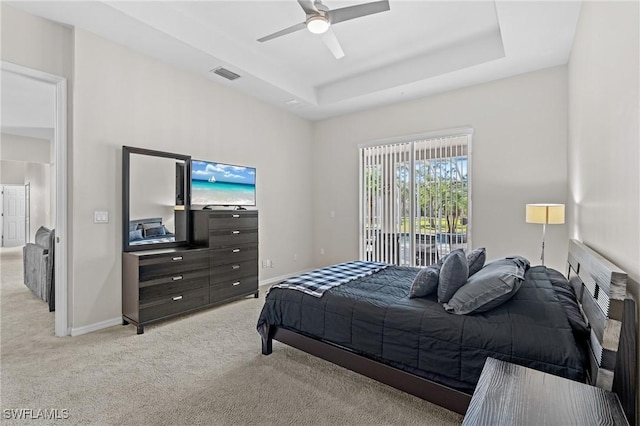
[360,131,471,266]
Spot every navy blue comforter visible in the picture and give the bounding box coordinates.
[257,265,585,393]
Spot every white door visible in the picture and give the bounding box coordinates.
[2,185,27,247]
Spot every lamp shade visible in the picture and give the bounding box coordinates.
[526,204,565,225]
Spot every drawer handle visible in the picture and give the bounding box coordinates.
[172,295,183,301]
[231,265,240,270]
[232,214,240,218]
[232,282,241,286]
[172,256,183,261]
[232,230,241,234]
[232,249,241,253]
[172,275,183,281]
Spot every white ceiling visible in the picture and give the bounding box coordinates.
[6,1,582,121]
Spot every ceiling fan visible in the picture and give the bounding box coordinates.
[257,0,390,59]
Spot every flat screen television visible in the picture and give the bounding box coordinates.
[190,159,256,208]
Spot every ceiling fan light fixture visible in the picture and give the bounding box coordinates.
[306,15,330,34]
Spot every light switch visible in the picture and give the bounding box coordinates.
[94,211,109,223]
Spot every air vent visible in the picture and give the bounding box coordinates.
[210,67,241,81]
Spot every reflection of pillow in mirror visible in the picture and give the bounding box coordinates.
[141,222,162,230]
[129,223,138,232]
[144,225,166,238]
[129,229,143,241]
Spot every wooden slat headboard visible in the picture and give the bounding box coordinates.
[567,239,627,386]
[566,239,636,423]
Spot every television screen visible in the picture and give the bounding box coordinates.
[191,160,256,207]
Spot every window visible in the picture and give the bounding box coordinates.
[360,130,472,266]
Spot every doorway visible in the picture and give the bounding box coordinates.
[1,61,68,336]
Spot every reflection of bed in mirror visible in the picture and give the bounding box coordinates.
[128,217,176,246]
[123,146,189,252]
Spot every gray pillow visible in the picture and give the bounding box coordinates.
[35,226,52,248]
[437,249,469,303]
[129,229,143,241]
[408,265,440,298]
[141,222,162,230]
[143,225,166,238]
[466,247,486,277]
[443,257,528,315]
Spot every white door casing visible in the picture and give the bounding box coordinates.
[2,61,69,336]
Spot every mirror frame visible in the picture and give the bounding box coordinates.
[122,146,191,252]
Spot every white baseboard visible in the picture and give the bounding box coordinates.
[259,268,313,288]
[70,316,122,336]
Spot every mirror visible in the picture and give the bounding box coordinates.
[123,146,190,252]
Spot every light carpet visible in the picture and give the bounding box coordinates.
[0,247,463,425]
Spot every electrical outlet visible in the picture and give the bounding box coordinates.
[293,253,298,261]
[268,260,273,268]
[262,260,268,268]
[320,248,325,255]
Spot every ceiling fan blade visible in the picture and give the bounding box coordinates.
[258,22,307,42]
[327,0,390,25]
[297,0,318,15]
[321,29,345,59]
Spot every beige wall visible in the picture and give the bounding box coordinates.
[25,162,51,240]
[568,0,640,287]
[0,5,73,79]
[0,160,26,184]
[72,29,314,328]
[312,66,569,271]
[568,1,639,293]
[0,133,51,164]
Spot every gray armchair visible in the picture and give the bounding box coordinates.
[23,226,55,311]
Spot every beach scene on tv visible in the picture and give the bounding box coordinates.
[191,160,256,206]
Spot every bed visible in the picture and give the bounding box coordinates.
[257,240,636,421]
[128,218,176,246]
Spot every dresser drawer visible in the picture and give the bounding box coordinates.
[210,245,258,266]
[139,250,209,281]
[139,268,209,289]
[210,277,258,302]
[139,275,209,303]
[139,286,209,323]
[210,260,258,285]
[208,212,258,230]
[209,228,258,248]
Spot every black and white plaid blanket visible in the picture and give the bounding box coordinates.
[269,261,388,297]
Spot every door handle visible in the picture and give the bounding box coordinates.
[232,282,241,286]
[172,295,183,301]
[232,230,240,234]
[232,249,241,253]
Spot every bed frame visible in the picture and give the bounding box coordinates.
[260,239,637,421]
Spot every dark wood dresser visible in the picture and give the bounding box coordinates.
[192,209,259,304]
[122,210,259,334]
[122,247,210,334]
